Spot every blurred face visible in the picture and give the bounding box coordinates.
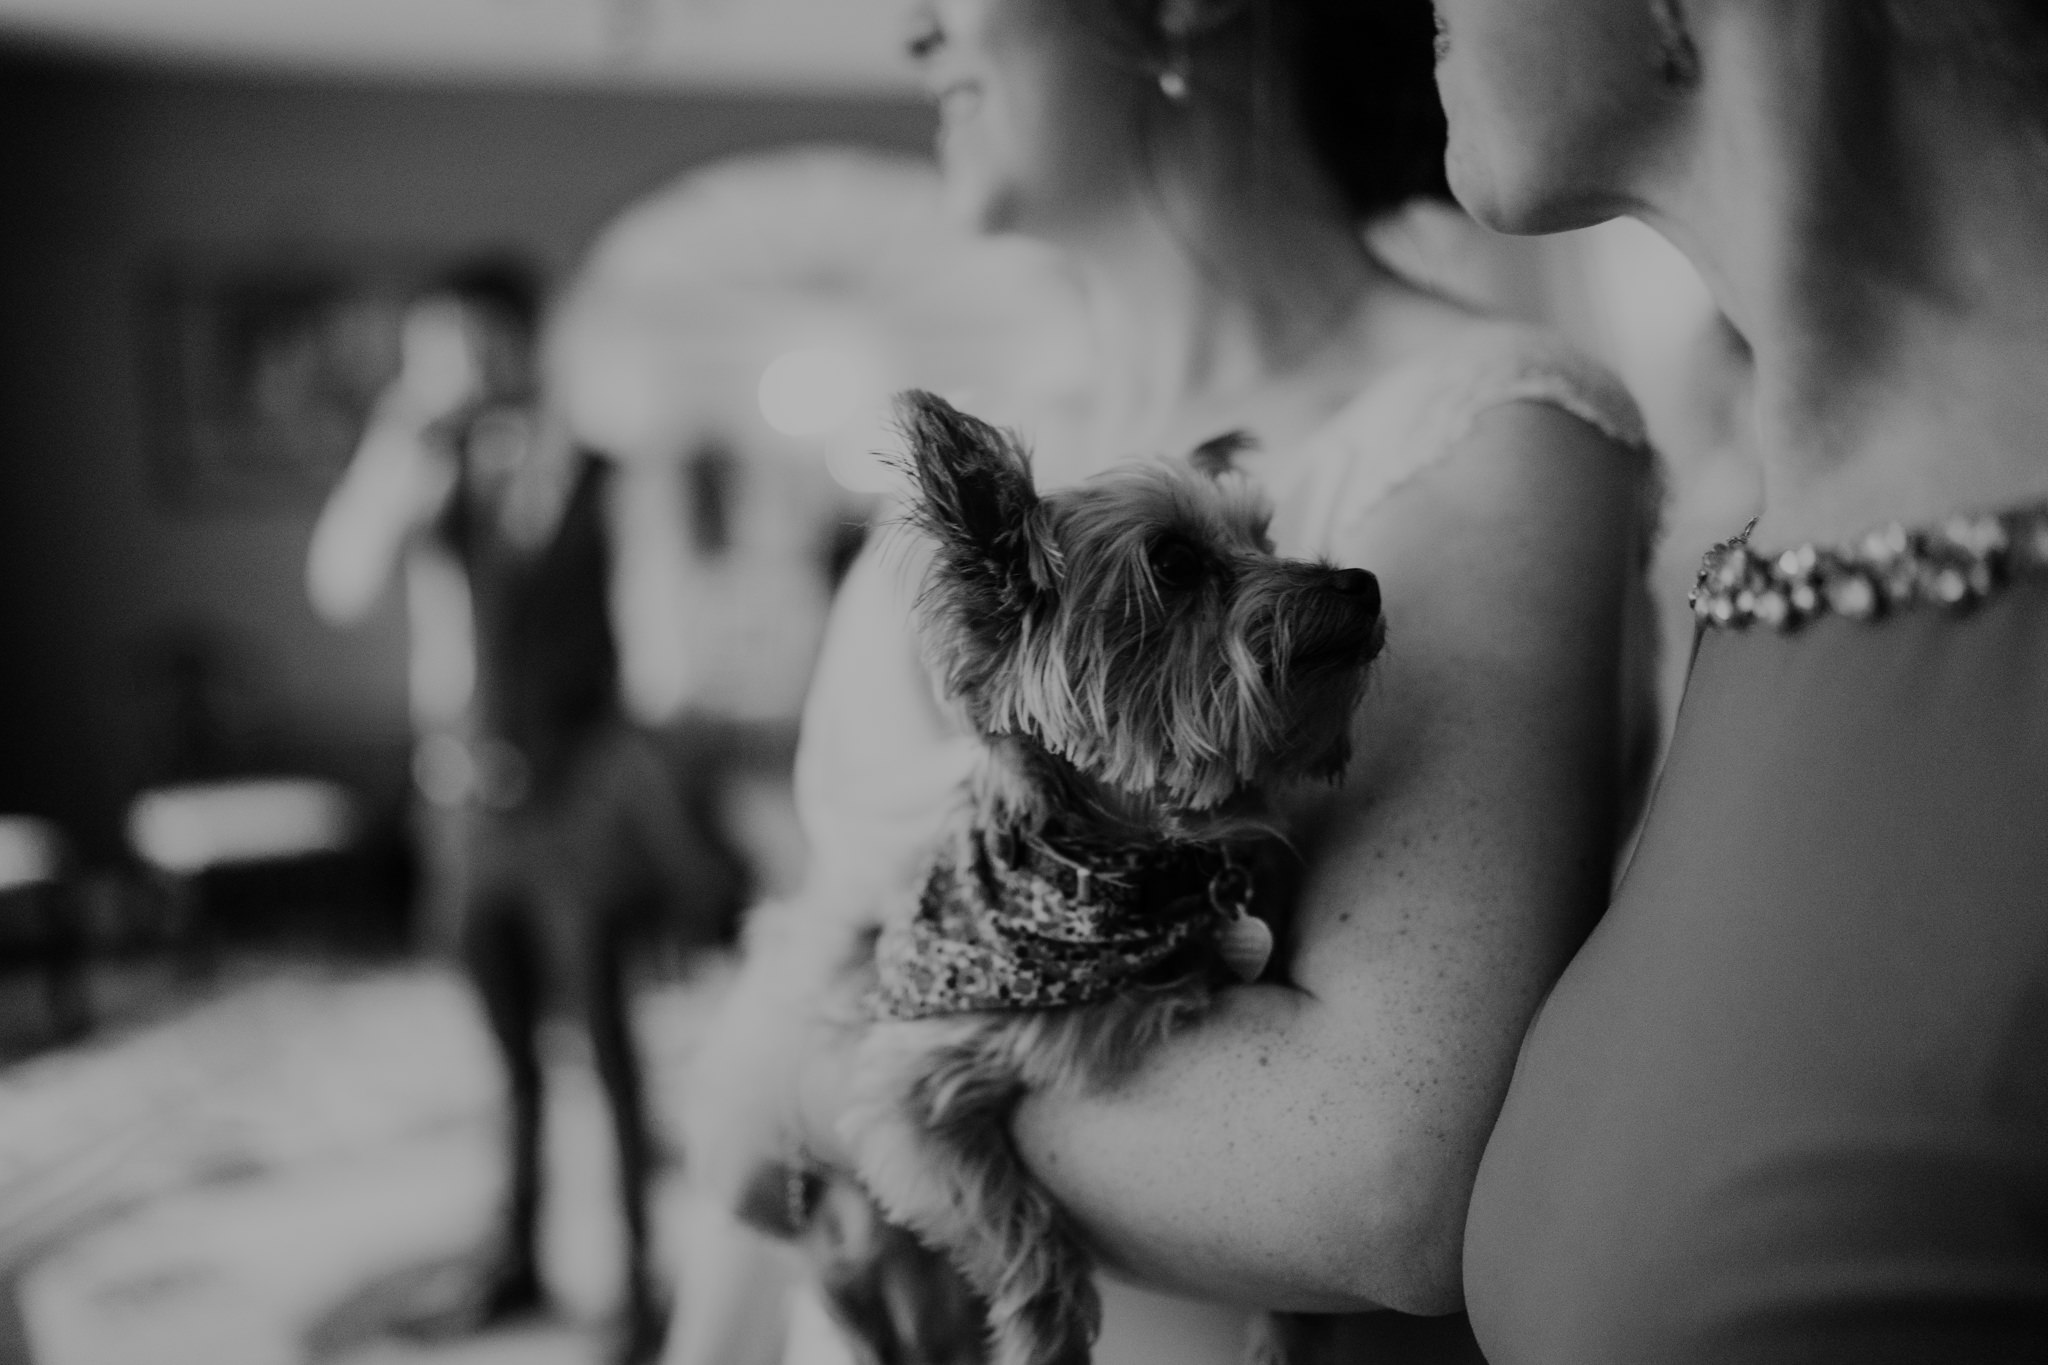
[401,295,533,415]
[466,306,535,401]
[905,0,1153,238]
[1430,0,1679,232]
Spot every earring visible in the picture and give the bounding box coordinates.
[1648,0,1699,86]
[1156,43,1190,101]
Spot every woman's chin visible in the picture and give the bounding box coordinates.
[938,172,1022,240]
[1443,137,1534,235]
[1445,139,1616,239]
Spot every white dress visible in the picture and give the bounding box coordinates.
[779,322,1649,1365]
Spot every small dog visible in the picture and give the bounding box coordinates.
[814,390,1384,1365]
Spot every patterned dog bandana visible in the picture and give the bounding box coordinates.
[867,823,1257,1021]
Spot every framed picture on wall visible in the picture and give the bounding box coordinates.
[139,250,432,511]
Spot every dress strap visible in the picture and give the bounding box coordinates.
[1265,322,1651,556]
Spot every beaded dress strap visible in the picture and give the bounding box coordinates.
[1690,504,2048,632]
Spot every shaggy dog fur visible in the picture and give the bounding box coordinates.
[692,391,1383,1365]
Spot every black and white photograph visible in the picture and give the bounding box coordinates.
[2,2,2045,1364]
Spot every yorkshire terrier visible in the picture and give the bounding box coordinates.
[842,390,1385,1365]
[696,390,1383,1365]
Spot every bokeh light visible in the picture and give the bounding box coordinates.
[757,345,874,437]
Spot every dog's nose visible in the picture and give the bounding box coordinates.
[1330,568,1380,615]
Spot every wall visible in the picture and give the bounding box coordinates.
[0,50,932,855]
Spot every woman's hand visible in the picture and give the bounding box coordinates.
[684,899,875,1211]
[305,387,460,625]
[789,986,869,1173]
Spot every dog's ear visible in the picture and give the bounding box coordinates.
[1188,429,1257,479]
[895,390,1051,611]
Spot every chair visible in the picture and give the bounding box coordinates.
[126,778,359,966]
[0,816,90,1040]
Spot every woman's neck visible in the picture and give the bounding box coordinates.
[1047,151,1386,475]
[1656,9,2048,544]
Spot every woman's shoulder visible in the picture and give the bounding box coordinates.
[1337,313,1646,462]
[1266,312,1652,558]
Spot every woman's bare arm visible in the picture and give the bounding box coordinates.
[1009,402,1648,1315]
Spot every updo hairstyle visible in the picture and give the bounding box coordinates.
[1286,0,1452,218]
[1085,0,1450,221]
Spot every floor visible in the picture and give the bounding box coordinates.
[0,767,814,1365]
[0,957,728,1365]
[0,771,1269,1365]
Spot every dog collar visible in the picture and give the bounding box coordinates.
[866,823,1257,1021]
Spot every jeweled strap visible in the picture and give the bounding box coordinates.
[1691,504,2048,632]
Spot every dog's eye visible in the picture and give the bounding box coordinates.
[1148,537,1205,591]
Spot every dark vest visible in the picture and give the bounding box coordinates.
[434,409,617,797]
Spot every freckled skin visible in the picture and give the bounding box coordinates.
[1013,401,1642,1313]
[740,6,1653,1335]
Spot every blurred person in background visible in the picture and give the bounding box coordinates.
[1430,0,2048,1360]
[308,259,746,1364]
[676,2,1660,1362]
